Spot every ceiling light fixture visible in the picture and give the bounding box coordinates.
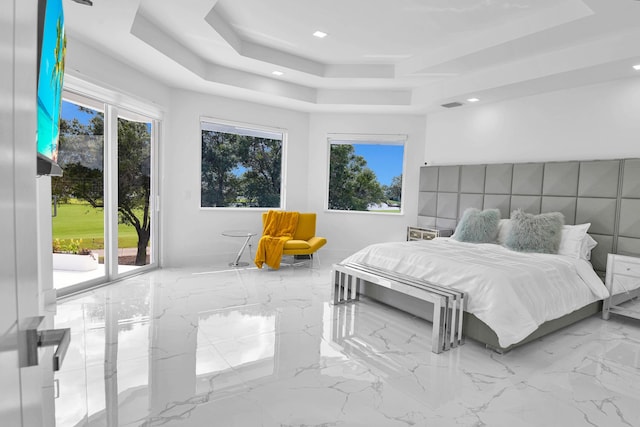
[313,31,328,38]
[467,98,480,103]
[72,0,93,5]
[272,71,284,76]
[441,102,464,108]
[633,64,640,71]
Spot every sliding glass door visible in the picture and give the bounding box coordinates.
[52,96,106,289]
[117,110,154,274]
[52,92,159,295]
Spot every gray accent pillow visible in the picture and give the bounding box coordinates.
[453,208,501,243]
[505,210,565,254]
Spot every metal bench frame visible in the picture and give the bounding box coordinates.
[331,262,465,354]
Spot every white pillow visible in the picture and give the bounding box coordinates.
[496,219,512,245]
[557,223,592,259]
[580,234,598,260]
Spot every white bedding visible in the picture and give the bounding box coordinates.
[341,238,609,348]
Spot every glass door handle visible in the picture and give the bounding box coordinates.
[23,316,71,371]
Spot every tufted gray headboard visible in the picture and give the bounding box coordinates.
[417,159,640,275]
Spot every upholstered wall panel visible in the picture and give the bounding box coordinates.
[460,165,486,194]
[419,167,438,192]
[618,199,640,238]
[485,164,512,194]
[578,160,620,197]
[575,198,617,235]
[438,166,460,192]
[512,163,544,195]
[418,216,436,228]
[510,196,541,214]
[541,197,577,225]
[437,193,458,219]
[417,158,640,276]
[459,194,484,217]
[622,159,640,198]
[436,218,457,230]
[418,192,437,216]
[617,237,640,258]
[543,162,579,196]
[483,194,510,218]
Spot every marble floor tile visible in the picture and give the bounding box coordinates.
[54,259,640,426]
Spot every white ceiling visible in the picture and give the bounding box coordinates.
[63,0,640,113]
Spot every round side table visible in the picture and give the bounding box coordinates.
[221,230,256,267]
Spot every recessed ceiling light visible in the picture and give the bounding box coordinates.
[633,64,640,71]
[313,31,328,38]
[272,71,284,76]
[467,98,480,103]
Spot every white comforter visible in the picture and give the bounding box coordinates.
[341,238,609,348]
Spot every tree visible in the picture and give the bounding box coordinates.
[201,131,240,206]
[54,108,152,266]
[53,112,104,202]
[328,144,384,210]
[385,174,402,203]
[117,118,152,266]
[200,129,282,208]
[236,135,281,207]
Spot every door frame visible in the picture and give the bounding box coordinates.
[0,0,55,425]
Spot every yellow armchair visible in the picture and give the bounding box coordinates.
[261,212,327,256]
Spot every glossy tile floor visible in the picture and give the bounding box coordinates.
[54,256,640,427]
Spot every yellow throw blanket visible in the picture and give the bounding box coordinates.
[255,211,299,269]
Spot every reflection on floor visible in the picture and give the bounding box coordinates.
[54,265,142,290]
[54,257,640,426]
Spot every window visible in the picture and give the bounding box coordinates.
[327,135,405,213]
[201,119,285,208]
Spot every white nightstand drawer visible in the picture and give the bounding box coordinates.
[613,259,640,278]
[408,229,424,240]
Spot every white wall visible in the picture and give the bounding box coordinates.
[162,89,310,267]
[307,113,427,259]
[65,37,170,116]
[425,77,640,165]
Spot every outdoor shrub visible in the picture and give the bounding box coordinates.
[53,238,92,255]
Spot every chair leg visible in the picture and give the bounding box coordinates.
[288,253,319,268]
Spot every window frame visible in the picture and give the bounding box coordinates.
[199,116,287,210]
[325,133,407,215]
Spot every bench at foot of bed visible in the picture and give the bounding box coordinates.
[331,262,465,354]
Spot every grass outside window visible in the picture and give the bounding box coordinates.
[52,200,142,250]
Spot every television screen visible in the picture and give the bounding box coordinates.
[36,0,65,176]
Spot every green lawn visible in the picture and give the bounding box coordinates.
[52,202,140,250]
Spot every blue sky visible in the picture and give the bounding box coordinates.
[62,100,151,132]
[62,100,95,124]
[354,144,404,186]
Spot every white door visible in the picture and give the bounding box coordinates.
[0,0,56,425]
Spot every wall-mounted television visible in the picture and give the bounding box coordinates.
[36,0,65,176]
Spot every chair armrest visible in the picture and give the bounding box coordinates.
[307,236,327,251]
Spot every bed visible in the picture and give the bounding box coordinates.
[335,159,640,353]
[338,237,607,352]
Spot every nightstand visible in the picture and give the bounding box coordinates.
[407,226,454,241]
[602,253,640,321]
